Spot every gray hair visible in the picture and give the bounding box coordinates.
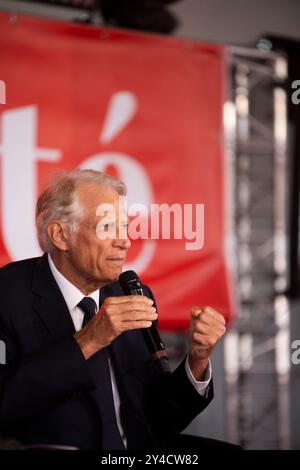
[36,169,127,253]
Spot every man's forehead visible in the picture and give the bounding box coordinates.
[78,182,118,204]
[78,183,127,219]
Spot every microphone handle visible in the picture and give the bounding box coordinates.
[129,286,170,374]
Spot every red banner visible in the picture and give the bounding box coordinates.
[0,12,234,329]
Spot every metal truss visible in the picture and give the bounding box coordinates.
[224,46,290,449]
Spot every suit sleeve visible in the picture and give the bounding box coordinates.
[0,308,94,431]
[142,285,214,435]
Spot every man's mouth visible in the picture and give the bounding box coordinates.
[106,258,125,262]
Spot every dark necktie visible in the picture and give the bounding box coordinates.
[78,297,97,327]
[77,296,125,450]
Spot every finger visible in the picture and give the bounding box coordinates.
[192,312,214,327]
[122,320,154,331]
[192,332,217,349]
[197,311,225,330]
[107,302,156,313]
[196,318,226,339]
[104,295,154,305]
[191,306,225,326]
[192,321,211,335]
[202,306,226,325]
[105,306,157,321]
[190,306,203,319]
[192,316,226,337]
[121,310,158,322]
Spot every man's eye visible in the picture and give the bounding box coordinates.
[104,223,116,232]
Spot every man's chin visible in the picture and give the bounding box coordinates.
[104,267,124,284]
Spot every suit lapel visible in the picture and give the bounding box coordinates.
[31,254,76,340]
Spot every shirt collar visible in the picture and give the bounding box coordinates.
[48,253,100,312]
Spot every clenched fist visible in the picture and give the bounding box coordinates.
[188,306,226,381]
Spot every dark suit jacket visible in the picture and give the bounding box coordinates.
[0,254,213,450]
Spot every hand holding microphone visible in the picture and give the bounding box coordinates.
[74,292,157,360]
[74,270,171,373]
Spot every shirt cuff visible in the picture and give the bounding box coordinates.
[185,356,212,396]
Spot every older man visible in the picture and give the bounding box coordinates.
[0,170,226,450]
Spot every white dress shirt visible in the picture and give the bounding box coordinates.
[48,254,211,447]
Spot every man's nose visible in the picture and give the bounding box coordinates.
[117,237,131,249]
[113,232,131,250]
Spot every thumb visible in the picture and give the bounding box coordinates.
[190,306,203,320]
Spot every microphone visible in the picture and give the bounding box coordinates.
[119,270,170,374]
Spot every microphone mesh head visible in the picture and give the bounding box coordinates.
[119,270,138,284]
[119,270,142,295]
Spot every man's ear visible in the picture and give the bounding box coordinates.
[47,221,70,252]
